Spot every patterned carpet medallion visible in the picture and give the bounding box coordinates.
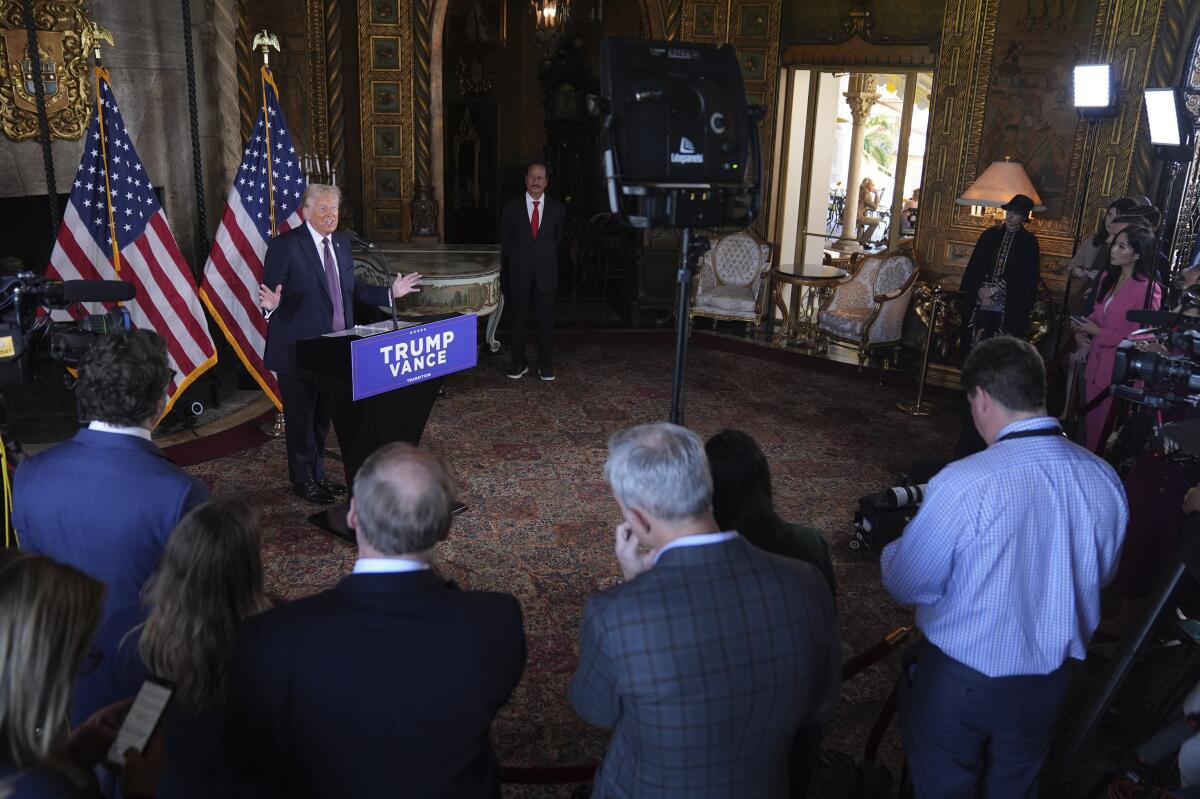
[183,336,957,792]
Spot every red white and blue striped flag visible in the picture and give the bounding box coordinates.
[47,67,217,411]
[200,67,305,410]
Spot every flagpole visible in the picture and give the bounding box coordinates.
[94,65,121,274]
[254,31,281,237]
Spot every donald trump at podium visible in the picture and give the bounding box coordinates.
[258,183,422,505]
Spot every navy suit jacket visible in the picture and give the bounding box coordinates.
[12,429,209,623]
[500,193,565,292]
[261,224,392,376]
[569,536,841,799]
[225,570,526,798]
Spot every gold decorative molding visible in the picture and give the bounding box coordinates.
[1163,14,1200,276]
[0,0,91,141]
[358,0,414,241]
[917,0,1167,283]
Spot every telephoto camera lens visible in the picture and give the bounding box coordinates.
[884,484,927,509]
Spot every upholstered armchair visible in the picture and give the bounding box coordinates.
[816,249,919,367]
[690,231,772,332]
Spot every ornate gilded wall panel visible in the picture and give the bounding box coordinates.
[678,0,781,238]
[918,0,1167,286]
[0,0,91,141]
[305,0,330,158]
[358,0,414,240]
[1162,20,1200,275]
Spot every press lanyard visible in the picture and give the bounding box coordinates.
[996,426,1066,443]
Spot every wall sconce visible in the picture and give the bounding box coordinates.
[1073,64,1118,117]
[530,0,570,54]
[955,158,1046,221]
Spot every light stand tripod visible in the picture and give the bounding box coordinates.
[669,229,710,425]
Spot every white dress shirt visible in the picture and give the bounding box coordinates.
[652,531,739,565]
[352,558,430,574]
[88,420,152,442]
[525,193,544,223]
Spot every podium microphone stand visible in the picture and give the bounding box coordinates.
[897,286,941,417]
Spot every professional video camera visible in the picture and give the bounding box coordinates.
[596,36,762,230]
[0,272,135,390]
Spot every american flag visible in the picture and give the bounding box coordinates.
[199,68,306,410]
[47,68,216,410]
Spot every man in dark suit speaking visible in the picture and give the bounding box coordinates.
[258,184,421,504]
[570,423,841,798]
[225,442,526,797]
[500,161,564,381]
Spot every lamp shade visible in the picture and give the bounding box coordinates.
[955,160,1046,211]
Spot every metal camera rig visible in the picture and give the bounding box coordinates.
[594,36,764,423]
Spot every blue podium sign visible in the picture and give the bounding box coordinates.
[350,314,477,401]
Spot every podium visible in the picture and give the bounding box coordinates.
[294,314,476,540]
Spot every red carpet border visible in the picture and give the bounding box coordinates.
[181,337,957,793]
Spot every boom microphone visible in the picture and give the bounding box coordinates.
[1126,309,1185,327]
[41,280,136,306]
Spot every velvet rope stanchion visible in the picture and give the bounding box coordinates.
[897,286,942,417]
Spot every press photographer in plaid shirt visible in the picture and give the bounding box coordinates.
[569,423,840,798]
[881,336,1128,797]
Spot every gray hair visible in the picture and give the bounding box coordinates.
[352,443,457,555]
[303,183,341,208]
[604,423,712,522]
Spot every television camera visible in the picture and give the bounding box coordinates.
[594,36,764,423]
[0,272,135,390]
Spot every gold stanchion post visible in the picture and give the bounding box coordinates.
[897,286,941,417]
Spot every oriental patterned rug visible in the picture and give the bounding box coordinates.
[181,334,959,796]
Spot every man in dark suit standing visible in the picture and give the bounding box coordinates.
[570,423,841,798]
[500,161,565,381]
[258,184,422,504]
[225,442,526,798]
[12,329,209,625]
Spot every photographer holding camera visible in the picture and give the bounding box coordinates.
[11,329,209,628]
[881,336,1128,797]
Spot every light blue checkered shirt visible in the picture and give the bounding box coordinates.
[880,416,1128,677]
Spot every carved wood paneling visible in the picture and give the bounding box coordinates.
[357,0,414,240]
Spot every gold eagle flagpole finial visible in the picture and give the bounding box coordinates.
[82,22,114,64]
[253,30,280,67]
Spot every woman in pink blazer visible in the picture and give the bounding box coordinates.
[1071,224,1162,453]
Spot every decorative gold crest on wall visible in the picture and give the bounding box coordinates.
[0,1,91,141]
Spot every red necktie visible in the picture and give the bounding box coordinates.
[531,200,540,238]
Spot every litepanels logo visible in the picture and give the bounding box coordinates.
[671,136,704,164]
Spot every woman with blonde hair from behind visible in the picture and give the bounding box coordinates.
[75,496,272,798]
[0,553,161,798]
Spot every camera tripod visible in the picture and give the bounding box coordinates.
[1048,554,1200,789]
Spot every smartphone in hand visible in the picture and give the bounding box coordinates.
[106,678,173,768]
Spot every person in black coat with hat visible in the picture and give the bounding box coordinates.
[954,193,1041,457]
[958,193,1042,357]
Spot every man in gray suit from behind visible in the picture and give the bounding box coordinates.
[570,423,841,798]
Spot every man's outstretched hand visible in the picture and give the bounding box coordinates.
[392,272,422,300]
[258,283,283,311]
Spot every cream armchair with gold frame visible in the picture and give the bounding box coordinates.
[816,248,919,367]
[688,231,773,332]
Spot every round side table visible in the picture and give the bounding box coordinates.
[771,263,849,349]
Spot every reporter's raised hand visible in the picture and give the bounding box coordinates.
[120,729,166,799]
